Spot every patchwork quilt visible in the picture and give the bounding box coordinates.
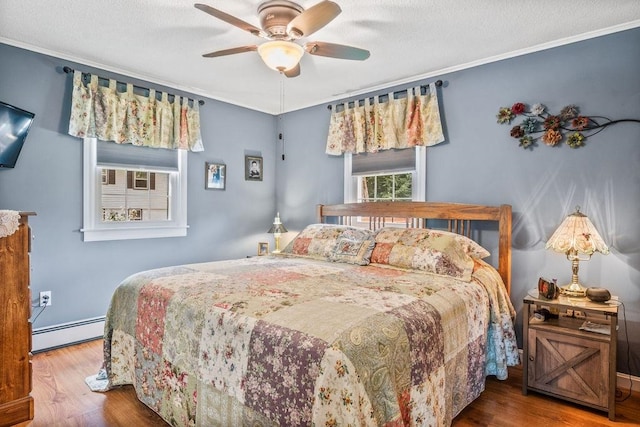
[104,255,518,426]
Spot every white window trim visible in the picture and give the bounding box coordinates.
[132,171,150,190]
[344,146,426,203]
[81,138,188,241]
[344,153,355,203]
[414,146,426,201]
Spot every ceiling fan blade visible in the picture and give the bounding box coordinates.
[195,3,265,38]
[286,1,341,38]
[305,42,370,60]
[284,63,300,78]
[202,45,257,58]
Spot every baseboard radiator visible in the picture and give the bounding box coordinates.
[32,316,105,353]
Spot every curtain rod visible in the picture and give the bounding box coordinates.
[327,79,443,110]
[62,66,205,106]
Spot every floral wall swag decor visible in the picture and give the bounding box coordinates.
[496,102,640,149]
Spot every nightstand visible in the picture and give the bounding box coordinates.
[522,291,618,420]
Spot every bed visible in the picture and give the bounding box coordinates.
[103,202,519,426]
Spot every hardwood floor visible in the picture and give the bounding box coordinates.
[16,339,640,426]
[454,370,640,427]
[17,340,165,427]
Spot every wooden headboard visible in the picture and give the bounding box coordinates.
[317,202,512,295]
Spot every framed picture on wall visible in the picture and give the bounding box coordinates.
[245,156,263,181]
[205,162,226,190]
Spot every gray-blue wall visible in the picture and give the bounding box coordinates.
[276,28,640,376]
[1,27,638,377]
[0,43,277,327]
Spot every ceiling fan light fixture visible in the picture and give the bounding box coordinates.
[257,40,304,72]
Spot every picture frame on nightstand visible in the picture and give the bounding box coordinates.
[257,242,269,256]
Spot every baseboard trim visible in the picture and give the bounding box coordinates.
[617,372,640,393]
[32,316,105,353]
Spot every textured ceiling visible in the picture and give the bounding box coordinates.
[2,1,640,114]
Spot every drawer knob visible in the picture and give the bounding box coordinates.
[529,356,534,362]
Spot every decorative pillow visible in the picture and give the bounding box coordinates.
[374,227,490,259]
[282,224,375,263]
[370,227,484,281]
[329,230,376,265]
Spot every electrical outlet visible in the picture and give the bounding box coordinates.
[39,291,52,307]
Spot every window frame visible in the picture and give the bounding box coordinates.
[358,172,414,203]
[82,138,188,242]
[132,171,150,190]
[344,146,426,203]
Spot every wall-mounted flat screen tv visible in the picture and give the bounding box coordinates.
[0,101,35,168]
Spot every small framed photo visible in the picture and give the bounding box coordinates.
[258,242,269,256]
[205,162,226,190]
[245,156,263,181]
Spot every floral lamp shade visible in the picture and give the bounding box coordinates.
[545,207,609,296]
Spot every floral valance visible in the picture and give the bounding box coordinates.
[326,82,444,155]
[68,71,203,152]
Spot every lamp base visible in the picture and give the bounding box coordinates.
[559,283,587,298]
[273,234,282,254]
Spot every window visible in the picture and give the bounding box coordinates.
[360,173,413,202]
[102,169,116,185]
[344,147,426,226]
[344,146,426,203]
[100,169,169,223]
[133,171,150,190]
[82,138,188,241]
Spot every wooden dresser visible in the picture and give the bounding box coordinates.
[0,212,35,426]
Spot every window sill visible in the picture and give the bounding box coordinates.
[81,225,188,242]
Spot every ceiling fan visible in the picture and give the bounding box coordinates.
[194,0,370,77]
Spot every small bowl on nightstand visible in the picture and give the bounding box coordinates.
[585,287,611,303]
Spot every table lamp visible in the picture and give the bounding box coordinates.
[545,207,609,297]
[268,212,288,253]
